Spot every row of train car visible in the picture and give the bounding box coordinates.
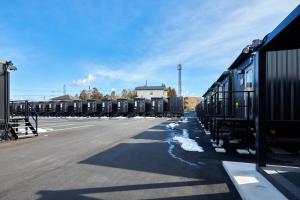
[10,96,184,118]
[196,5,300,151]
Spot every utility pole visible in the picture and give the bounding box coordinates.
[177,64,182,97]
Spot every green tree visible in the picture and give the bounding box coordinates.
[79,90,89,100]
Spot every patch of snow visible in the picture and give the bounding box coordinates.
[17,127,54,134]
[145,117,155,119]
[166,123,179,129]
[173,136,204,152]
[215,147,226,153]
[115,116,127,119]
[133,116,144,119]
[172,129,204,152]
[38,128,54,133]
[181,118,189,123]
[100,116,109,120]
[236,149,250,155]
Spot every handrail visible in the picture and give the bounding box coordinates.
[200,90,255,121]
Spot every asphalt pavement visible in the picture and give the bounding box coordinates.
[0,116,254,199]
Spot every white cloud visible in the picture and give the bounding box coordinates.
[75,0,299,92]
[72,74,95,86]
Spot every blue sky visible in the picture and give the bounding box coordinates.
[1,0,298,100]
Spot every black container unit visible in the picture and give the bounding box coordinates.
[133,98,151,116]
[59,100,73,116]
[168,97,184,117]
[35,101,46,116]
[10,101,22,115]
[72,100,88,116]
[263,49,300,145]
[45,101,55,116]
[54,101,61,116]
[87,100,97,116]
[151,97,168,117]
[101,99,117,117]
[95,100,103,116]
[117,99,134,117]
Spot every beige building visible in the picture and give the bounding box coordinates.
[184,96,202,111]
[135,85,168,99]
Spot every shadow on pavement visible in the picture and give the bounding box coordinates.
[36,119,241,200]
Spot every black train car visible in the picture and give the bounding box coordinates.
[95,100,103,116]
[101,99,117,117]
[59,100,73,116]
[72,100,88,116]
[133,98,151,116]
[200,5,300,150]
[117,99,134,117]
[87,100,97,116]
[151,97,168,117]
[32,101,46,116]
[168,97,184,117]
[45,101,55,116]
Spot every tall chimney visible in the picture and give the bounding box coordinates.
[177,64,182,97]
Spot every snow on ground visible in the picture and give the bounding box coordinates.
[166,123,179,129]
[172,129,204,152]
[100,116,109,120]
[115,116,127,119]
[18,128,54,134]
[133,116,144,119]
[133,116,156,119]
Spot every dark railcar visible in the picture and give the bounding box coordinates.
[101,99,117,117]
[265,49,300,144]
[45,101,55,116]
[168,97,184,117]
[117,99,134,117]
[33,101,46,116]
[134,98,151,116]
[95,100,102,116]
[87,100,97,116]
[151,97,168,117]
[59,100,73,116]
[73,100,88,116]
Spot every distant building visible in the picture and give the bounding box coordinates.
[184,96,202,111]
[50,95,79,101]
[135,85,168,99]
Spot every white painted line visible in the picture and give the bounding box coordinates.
[51,125,95,132]
[215,147,226,153]
[237,149,250,155]
[223,161,287,200]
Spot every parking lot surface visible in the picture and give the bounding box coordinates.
[0,117,253,199]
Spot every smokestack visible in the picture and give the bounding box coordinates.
[177,64,182,97]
